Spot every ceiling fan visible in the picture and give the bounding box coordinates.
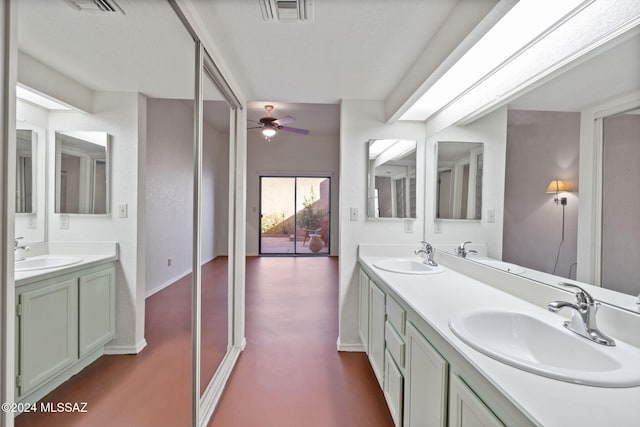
[249,105,310,141]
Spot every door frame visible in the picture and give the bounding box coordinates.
[258,175,331,256]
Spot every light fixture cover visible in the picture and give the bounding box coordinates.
[546,179,572,193]
[262,126,277,137]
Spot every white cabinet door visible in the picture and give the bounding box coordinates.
[358,269,370,352]
[384,349,404,427]
[79,266,116,357]
[404,322,448,427]
[368,279,386,388]
[449,374,504,427]
[18,278,78,396]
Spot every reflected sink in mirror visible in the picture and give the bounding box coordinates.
[469,256,526,274]
[373,258,444,275]
[15,255,83,272]
[449,309,640,387]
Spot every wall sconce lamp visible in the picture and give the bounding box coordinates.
[546,179,572,205]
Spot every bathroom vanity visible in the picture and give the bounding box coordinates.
[358,245,640,427]
[14,245,117,406]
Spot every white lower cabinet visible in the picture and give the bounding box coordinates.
[405,322,448,427]
[368,279,386,388]
[18,278,78,396]
[384,349,404,427]
[16,262,116,403]
[449,374,504,427]
[79,267,116,357]
[358,267,513,427]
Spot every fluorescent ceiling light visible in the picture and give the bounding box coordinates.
[16,85,72,111]
[400,0,588,121]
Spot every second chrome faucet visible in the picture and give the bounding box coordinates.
[548,283,615,346]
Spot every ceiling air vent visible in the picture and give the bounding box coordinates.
[64,0,124,14]
[259,0,314,23]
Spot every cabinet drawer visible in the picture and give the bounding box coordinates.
[385,321,405,368]
[386,295,406,335]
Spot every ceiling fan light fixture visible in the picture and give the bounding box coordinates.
[262,126,277,138]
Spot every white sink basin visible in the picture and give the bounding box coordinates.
[470,257,526,274]
[15,255,83,272]
[373,258,444,275]
[449,309,640,387]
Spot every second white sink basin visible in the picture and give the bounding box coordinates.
[373,258,444,275]
[15,255,83,272]
[449,309,640,387]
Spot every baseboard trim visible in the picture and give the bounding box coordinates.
[336,338,365,352]
[104,338,147,355]
[199,345,242,427]
[145,256,217,298]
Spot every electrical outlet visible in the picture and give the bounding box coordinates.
[404,219,413,233]
[350,208,358,221]
[119,204,128,219]
[167,258,172,267]
[487,209,495,223]
[60,214,69,230]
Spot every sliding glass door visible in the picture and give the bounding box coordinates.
[259,176,330,255]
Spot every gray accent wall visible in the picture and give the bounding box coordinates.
[503,110,580,278]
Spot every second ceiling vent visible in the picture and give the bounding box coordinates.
[259,0,314,23]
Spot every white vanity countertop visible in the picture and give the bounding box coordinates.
[358,254,640,427]
[15,241,118,286]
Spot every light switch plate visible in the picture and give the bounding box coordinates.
[119,204,128,219]
[350,207,358,221]
[27,215,36,229]
[434,221,442,234]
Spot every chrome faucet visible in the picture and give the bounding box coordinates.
[456,241,477,258]
[548,283,615,346]
[14,237,30,262]
[415,241,438,267]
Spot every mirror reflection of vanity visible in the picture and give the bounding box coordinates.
[436,141,483,220]
[367,139,417,219]
[461,29,640,310]
[55,131,109,215]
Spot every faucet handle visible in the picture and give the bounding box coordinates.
[559,282,595,305]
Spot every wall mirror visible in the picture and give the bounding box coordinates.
[15,123,46,243]
[436,141,483,220]
[55,131,109,214]
[367,139,417,219]
[466,29,640,312]
[16,129,35,213]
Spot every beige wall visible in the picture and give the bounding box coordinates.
[246,116,340,256]
[601,113,640,294]
[503,110,580,278]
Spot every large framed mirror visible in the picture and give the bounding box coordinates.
[465,29,640,312]
[436,141,483,220]
[367,139,417,219]
[54,131,109,214]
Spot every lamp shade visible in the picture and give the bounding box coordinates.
[546,179,572,193]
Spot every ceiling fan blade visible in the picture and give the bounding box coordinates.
[273,115,295,126]
[280,126,310,135]
[247,126,262,130]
